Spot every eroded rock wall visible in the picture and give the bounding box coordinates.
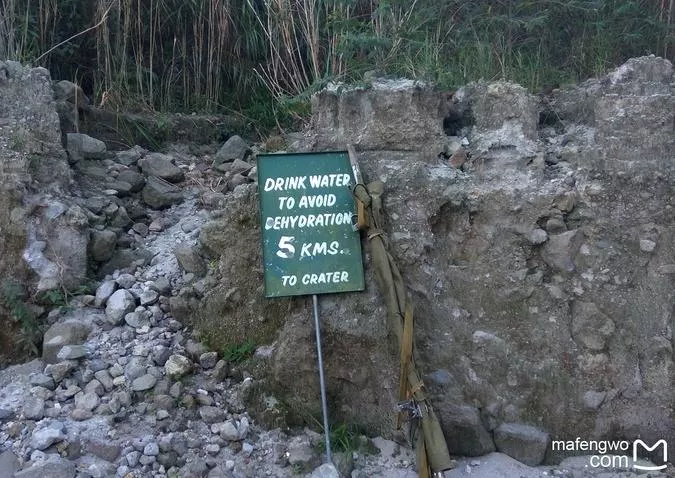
[196,56,674,462]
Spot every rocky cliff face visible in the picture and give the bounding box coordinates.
[197,56,675,463]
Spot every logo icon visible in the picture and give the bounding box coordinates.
[633,439,668,471]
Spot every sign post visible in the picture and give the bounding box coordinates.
[257,151,365,464]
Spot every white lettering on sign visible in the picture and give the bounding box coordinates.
[298,194,337,208]
[264,212,352,230]
[301,271,350,284]
[309,174,351,188]
[300,241,340,258]
[263,176,307,191]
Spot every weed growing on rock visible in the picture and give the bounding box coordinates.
[0,279,41,356]
[222,340,256,364]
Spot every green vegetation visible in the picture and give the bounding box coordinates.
[222,339,256,364]
[1,0,673,135]
[1,280,41,356]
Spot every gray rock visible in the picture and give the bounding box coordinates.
[219,420,240,441]
[94,370,114,392]
[571,301,615,351]
[117,169,145,192]
[53,80,89,107]
[142,176,183,209]
[541,229,584,274]
[174,247,206,277]
[45,361,75,383]
[131,374,157,391]
[165,354,192,380]
[74,392,100,411]
[14,455,76,478]
[94,280,117,306]
[493,422,549,466]
[0,451,20,477]
[527,228,548,245]
[56,344,87,361]
[115,145,145,166]
[286,435,318,471]
[105,289,136,324]
[66,132,106,161]
[30,425,66,450]
[199,352,218,369]
[82,437,121,462]
[138,152,185,182]
[214,135,250,165]
[42,320,92,364]
[185,339,208,360]
[85,378,104,396]
[640,239,656,252]
[311,463,340,478]
[29,373,55,390]
[108,206,132,229]
[23,397,45,420]
[124,311,150,329]
[583,390,607,410]
[89,229,117,262]
[149,277,171,294]
[438,404,495,456]
[106,180,132,196]
[126,450,140,467]
[199,406,226,424]
[116,273,137,289]
[132,222,149,236]
[143,442,159,456]
[139,289,158,306]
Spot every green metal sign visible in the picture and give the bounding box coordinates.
[257,152,365,297]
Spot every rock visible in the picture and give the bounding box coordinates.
[149,277,171,294]
[219,420,239,441]
[23,397,45,420]
[124,311,150,329]
[493,423,549,466]
[105,289,136,324]
[115,145,145,166]
[540,229,584,274]
[165,354,193,380]
[437,405,495,456]
[66,132,106,162]
[89,229,117,262]
[138,153,185,182]
[571,302,615,351]
[143,442,160,456]
[29,373,55,390]
[42,320,92,364]
[185,339,208,361]
[94,370,114,392]
[55,344,87,361]
[30,425,66,450]
[117,169,145,192]
[142,175,183,209]
[286,435,319,472]
[94,280,117,306]
[46,361,75,383]
[174,247,206,277]
[74,392,100,411]
[13,455,76,478]
[582,390,606,410]
[640,239,656,252]
[106,180,132,196]
[116,273,137,289]
[108,206,132,228]
[131,374,157,391]
[527,228,547,245]
[0,451,20,477]
[199,352,218,369]
[311,463,340,478]
[53,80,89,107]
[214,135,250,165]
[199,406,226,424]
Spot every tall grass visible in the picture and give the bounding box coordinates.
[0,0,673,131]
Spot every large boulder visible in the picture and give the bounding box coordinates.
[191,57,675,460]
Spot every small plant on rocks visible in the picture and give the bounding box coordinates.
[222,340,256,364]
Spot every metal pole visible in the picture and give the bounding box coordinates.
[312,294,332,463]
